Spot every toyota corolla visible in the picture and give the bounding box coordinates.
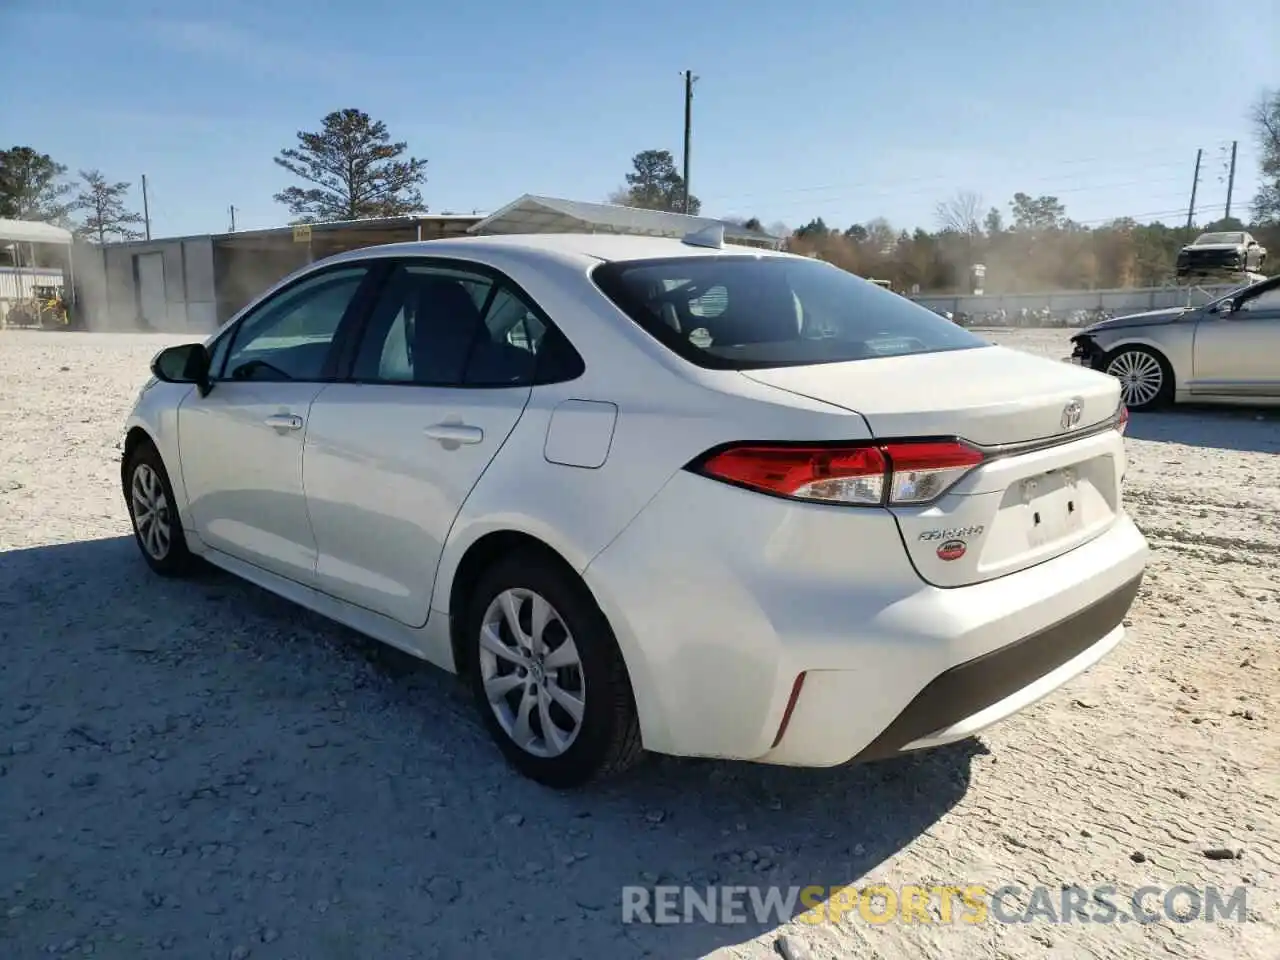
[122,230,1148,787]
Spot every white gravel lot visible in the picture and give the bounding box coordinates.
[1,328,1277,960]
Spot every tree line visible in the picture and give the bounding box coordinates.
[3,89,1277,295]
[779,197,1278,294]
[0,148,147,244]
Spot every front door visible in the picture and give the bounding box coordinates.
[303,262,545,626]
[178,263,377,583]
[1191,280,1280,397]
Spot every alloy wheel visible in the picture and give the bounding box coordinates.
[131,463,172,561]
[1105,350,1163,408]
[478,588,586,758]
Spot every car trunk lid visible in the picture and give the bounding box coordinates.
[741,345,1127,587]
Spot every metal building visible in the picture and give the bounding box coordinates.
[78,196,779,333]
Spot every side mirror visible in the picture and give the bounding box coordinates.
[151,343,212,396]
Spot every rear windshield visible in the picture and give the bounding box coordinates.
[592,255,987,369]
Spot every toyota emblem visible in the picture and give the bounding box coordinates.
[1060,398,1083,431]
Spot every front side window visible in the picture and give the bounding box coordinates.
[221,266,370,381]
[1237,281,1280,313]
[592,255,987,370]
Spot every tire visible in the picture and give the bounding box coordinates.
[124,440,197,577]
[464,549,644,788]
[1103,345,1174,412]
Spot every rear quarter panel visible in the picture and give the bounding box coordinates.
[430,364,874,611]
[429,250,879,610]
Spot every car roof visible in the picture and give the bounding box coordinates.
[329,232,795,269]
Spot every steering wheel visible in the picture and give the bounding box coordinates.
[229,358,293,381]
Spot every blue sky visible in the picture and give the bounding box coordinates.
[8,0,1277,238]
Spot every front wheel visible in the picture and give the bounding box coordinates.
[125,442,196,577]
[1104,345,1174,412]
[465,550,644,788]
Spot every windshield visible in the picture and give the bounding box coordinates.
[592,255,988,370]
[1195,233,1245,245]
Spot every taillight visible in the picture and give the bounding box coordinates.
[1116,404,1129,435]
[691,439,984,507]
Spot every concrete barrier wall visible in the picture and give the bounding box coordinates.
[913,283,1242,320]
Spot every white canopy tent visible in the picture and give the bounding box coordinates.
[0,218,76,318]
[0,218,74,246]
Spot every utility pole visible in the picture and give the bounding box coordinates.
[141,174,152,241]
[681,69,696,214]
[1224,140,1238,221]
[1185,149,1201,231]
[228,205,237,232]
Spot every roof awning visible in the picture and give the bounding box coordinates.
[0,218,74,245]
[468,195,780,248]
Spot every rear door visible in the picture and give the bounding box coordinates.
[302,260,555,626]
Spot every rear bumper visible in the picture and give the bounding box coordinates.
[583,470,1149,765]
[851,573,1139,761]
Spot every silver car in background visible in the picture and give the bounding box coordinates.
[1069,274,1280,411]
[1175,231,1267,279]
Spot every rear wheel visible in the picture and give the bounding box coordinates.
[125,442,196,577]
[465,549,644,788]
[1104,345,1173,411]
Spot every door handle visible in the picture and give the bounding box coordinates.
[425,423,484,445]
[263,413,304,431]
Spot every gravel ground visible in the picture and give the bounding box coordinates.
[1,328,1277,960]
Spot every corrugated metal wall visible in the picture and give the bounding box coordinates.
[74,238,217,332]
[0,266,65,305]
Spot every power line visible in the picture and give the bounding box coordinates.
[742,174,1192,216]
[1069,201,1226,227]
[787,203,1230,233]
[695,146,1218,206]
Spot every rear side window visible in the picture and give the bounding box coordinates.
[352,264,494,385]
[591,255,987,370]
[350,262,585,387]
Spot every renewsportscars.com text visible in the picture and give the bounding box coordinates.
[621,883,1248,926]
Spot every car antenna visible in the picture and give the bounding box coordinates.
[682,224,724,250]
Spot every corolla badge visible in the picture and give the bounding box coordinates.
[1060,397,1083,431]
[919,525,984,542]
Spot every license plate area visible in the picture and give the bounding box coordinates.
[1021,468,1085,547]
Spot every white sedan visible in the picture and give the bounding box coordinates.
[123,230,1148,788]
